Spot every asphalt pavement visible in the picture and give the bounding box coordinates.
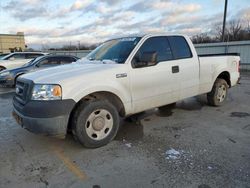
[0,74,249,188]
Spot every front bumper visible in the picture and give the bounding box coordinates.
[13,98,76,138]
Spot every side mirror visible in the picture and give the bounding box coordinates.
[35,64,40,68]
[9,57,15,61]
[134,51,157,68]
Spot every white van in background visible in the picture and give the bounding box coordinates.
[0,52,47,71]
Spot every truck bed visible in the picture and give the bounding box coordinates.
[198,53,240,57]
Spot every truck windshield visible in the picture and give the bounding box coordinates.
[86,37,141,64]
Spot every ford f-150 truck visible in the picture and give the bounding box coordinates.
[12,34,240,148]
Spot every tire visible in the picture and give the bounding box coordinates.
[207,78,228,106]
[72,100,120,148]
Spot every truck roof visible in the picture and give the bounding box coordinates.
[106,33,187,41]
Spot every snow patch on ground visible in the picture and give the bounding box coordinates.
[165,148,182,160]
[165,148,181,159]
[122,139,132,148]
[125,143,132,148]
[208,166,213,170]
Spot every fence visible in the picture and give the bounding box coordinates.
[195,41,250,70]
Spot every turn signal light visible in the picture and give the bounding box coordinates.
[53,85,62,97]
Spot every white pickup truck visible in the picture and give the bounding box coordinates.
[13,34,240,148]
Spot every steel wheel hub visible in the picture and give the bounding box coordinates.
[85,109,113,140]
[92,117,105,131]
[217,85,226,102]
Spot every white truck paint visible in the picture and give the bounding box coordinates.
[23,34,240,114]
[14,34,240,148]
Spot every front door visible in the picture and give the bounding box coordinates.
[129,36,181,113]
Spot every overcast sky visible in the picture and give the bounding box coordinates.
[0,0,249,49]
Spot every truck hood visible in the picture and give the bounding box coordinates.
[21,62,125,84]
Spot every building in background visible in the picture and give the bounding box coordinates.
[0,32,26,54]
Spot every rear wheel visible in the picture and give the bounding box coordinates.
[207,78,228,106]
[72,100,120,148]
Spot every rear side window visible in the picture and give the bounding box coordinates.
[168,36,192,59]
[59,57,76,64]
[135,36,173,63]
[38,57,60,66]
[26,53,43,59]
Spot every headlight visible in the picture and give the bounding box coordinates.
[0,71,10,77]
[31,84,62,100]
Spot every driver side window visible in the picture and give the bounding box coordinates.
[132,37,173,68]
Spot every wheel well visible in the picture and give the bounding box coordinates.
[82,91,125,116]
[67,91,126,131]
[0,66,6,71]
[15,73,25,83]
[217,71,231,87]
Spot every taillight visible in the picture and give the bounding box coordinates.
[237,60,240,72]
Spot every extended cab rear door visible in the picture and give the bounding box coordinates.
[168,36,199,99]
[129,36,181,113]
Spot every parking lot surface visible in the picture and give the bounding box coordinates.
[0,74,250,188]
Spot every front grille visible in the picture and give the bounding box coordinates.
[14,79,32,105]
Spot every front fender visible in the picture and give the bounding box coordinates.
[62,80,132,115]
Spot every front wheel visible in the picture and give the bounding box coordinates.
[207,78,228,106]
[72,100,120,148]
[0,67,6,72]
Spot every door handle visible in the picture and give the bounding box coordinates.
[116,73,127,78]
[172,66,179,73]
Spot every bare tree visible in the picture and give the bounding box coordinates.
[41,43,50,51]
[214,24,223,42]
[228,20,242,41]
[191,33,214,44]
[206,19,250,42]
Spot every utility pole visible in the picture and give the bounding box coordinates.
[222,0,228,42]
[78,41,80,50]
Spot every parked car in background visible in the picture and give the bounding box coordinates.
[0,54,79,87]
[0,53,10,59]
[0,52,47,71]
